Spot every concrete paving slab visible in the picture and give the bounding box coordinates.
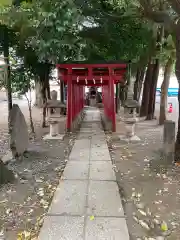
[73,140,91,149]
[63,162,89,180]
[89,161,116,181]
[38,108,130,240]
[91,134,105,138]
[87,181,124,216]
[91,138,106,143]
[38,216,84,240]
[77,134,92,140]
[85,217,129,240]
[91,144,108,150]
[69,149,90,161]
[48,180,88,215]
[90,149,111,161]
[74,139,91,145]
[80,128,93,132]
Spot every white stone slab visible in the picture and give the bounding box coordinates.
[118,134,141,143]
[43,134,65,140]
[85,217,129,240]
[38,216,84,240]
[63,162,89,180]
[48,180,88,215]
[87,181,124,216]
[89,161,116,181]
[90,149,111,161]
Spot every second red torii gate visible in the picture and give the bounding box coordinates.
[56,61,130,132]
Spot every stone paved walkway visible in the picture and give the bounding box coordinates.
[38,108,130,240]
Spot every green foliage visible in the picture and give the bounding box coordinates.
[1,0,82,64]
[80,1,153,63]
[0,0,162,91]
[11,67,32,94]
[0,0,12,6]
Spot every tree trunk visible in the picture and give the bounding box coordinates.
[159,58,173,125]
[60,81,64,102]
[134,67,146,114]
[45,74,51,99]
[174,22,180,163]
[146,26,163,120]
[140,62,154,117]
[3,27,12,133]
[134,67,146,101]
[119,86,124,106]
[34,80,43,108]
[116,83,120,113]
[146,59,160,120]
[25,91,35,136]
[134,69,141,101]
[41,64,51,128]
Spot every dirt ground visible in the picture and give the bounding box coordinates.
[0,105,76,239]
[108,119,180,240]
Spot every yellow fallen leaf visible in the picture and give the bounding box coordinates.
[24,231,31,238]
[17,232,23,240]
[90,215,95,221]
[17,231,31,240]
[161,221,168,231]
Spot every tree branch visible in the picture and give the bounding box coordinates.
[140,0,174,29]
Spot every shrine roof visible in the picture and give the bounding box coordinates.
[56,60,131,69]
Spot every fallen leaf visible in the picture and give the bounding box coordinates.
[139,220,150,230]
[6,208,12,215]
[90,215,95,221]
[161,221,168,231]
[35,179,43,183]
[0,199,7,204]
[138,209,147,216]
[27,209,33,214]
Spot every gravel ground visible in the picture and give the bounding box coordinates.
[107,120,180,240]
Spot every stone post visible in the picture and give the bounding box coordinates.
[127,77,135,100]
[51,90,58,101]
[163,120,175,163]
[49,121,59,137]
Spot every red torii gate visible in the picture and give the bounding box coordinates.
[56,61,129,132]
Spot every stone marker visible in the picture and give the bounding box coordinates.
[163,120,175,163]
[0,159,14,184]
[10,104,29,158]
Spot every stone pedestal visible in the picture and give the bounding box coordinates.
[43,118,65,141]
[50,121,59,137]
[125,121,135,137]
[163,120,175,163]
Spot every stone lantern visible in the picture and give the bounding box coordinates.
[119,98,141,142]
[43,90,66,140]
